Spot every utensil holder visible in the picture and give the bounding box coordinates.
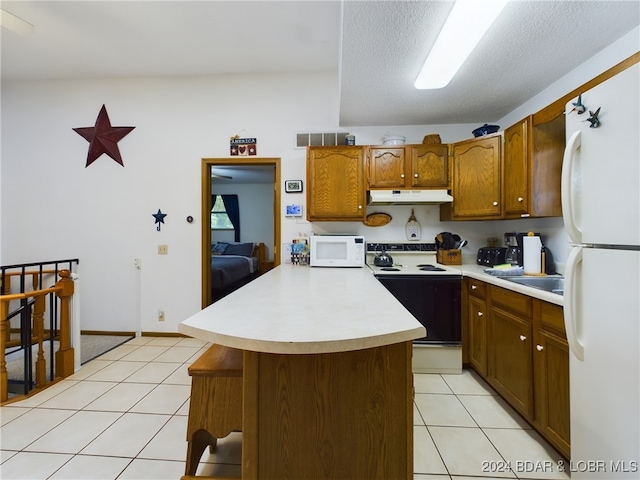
[437,249,462,265]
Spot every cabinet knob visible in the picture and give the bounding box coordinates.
[471,285,477,290]
[477,311,483,317]
[536,344,544,351]
[401,174,405,178]
[519,334,527,341]
[518,197,524,202]
[358,205,362,210]
[414,173,418,178]
[493,201,499,206]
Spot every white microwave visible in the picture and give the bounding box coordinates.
[309,235,365,267]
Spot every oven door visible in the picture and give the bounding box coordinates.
[375,274,462,345]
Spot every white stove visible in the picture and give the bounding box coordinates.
[367,242,463,374]
[366,242,462,276]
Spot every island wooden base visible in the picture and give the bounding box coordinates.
[242,341,413,479]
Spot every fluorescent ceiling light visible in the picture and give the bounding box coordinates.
[0,8,35,36]
[414,0,508,89]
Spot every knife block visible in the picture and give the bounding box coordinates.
[437,249,462,265]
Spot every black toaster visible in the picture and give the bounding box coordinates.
[476,247,507,267]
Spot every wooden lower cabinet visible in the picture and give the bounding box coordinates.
[488,305,533,418]
[465,279,570,459]
[242,342,414,479]
[533,302,570,459]
[467,279,488,376]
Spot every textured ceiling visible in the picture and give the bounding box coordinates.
[1,0,639,128]
[339,0,640,125]
[0,1,341,79]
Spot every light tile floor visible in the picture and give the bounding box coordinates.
[0,336,570,480]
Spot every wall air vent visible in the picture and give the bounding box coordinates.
[296,132,350,148]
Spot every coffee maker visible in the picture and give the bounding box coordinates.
[504,232,537,266]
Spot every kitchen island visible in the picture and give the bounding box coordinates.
[179,265,426,479]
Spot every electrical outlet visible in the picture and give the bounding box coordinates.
[158,245,168,255]
[158,310,165,322]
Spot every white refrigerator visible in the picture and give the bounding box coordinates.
[562,62,639,478]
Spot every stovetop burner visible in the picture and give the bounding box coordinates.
[379,267,401,271]
[417,264,446,272]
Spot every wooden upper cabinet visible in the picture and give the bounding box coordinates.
[306,146,366,222]
[442,134,502,219]
[368,144,449,189]
[503,115,564,219]
[410,144,449,188]
[368,146,406,188]
[504,118,530,216]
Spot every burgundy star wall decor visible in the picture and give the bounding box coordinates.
[73,105,135,167]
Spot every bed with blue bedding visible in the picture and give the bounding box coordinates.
[211,242,265,301]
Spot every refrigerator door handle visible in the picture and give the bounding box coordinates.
[562,130,582,244]
[564,245,584,361]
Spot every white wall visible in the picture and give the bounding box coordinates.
[499,26,640,128]
[2,28,637,333]
[1,72,339,333]
[211,183,274,259]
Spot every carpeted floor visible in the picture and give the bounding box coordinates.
[79,334,135,364]
[4,334,134,383]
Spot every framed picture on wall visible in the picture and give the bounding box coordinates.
[285,204,303,217]
[285,180,303,193]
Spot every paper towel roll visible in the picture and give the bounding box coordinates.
[523,235,542,274]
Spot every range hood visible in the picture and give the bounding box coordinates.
[367,189,453,205]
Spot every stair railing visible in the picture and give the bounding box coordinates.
[1,263,78,403]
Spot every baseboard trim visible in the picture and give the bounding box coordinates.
[79,330,188,338]
[81,330,136,337]
[141,331,188,338]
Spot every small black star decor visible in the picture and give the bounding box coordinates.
[73,105,135,167]
[153,209,167,231]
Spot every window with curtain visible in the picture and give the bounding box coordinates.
[211,194,241,242]
[211,195,233,229]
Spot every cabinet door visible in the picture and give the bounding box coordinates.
[307,147,366,221]
[534,327,570,459]
[410,144,449,188]
[468,295,487,376]
[489,306,533,417]
[503,117,530,217]
[368,147,406,188]
[450,135,502,218]
[534,302,570,459]
[529,115,564,217]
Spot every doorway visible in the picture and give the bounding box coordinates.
[201,158,281,307]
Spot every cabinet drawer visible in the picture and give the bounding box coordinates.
[540,302,565,335]
[468,279,486,299]
[490,285,532,317]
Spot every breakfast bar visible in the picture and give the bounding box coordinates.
[179,265,426,479]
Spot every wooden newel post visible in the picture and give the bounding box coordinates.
[55,270,75,378]
[33,295,46,388]
[0,301,8,402]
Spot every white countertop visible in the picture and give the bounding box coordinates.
[179,265,426,354]
[458,264,564,306]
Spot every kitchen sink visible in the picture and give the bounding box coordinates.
[501,276,564,295]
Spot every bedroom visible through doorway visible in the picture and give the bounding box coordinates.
[201,158,281,307]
